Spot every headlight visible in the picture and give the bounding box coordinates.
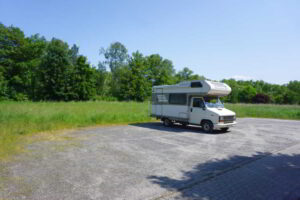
[233,115,236,120]
[219,116,224,122]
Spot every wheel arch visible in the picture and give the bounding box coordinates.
[200,119,213,125]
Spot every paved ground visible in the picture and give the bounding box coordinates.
[0,118,300,200]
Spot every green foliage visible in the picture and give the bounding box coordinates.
[146,54,175,85]
[38,38,73,100]
[69,44,79,65]
[287,81,300,104]
[0,24,46,100]
[222,79,300,104]
[95,61,107,96]
[252,93,271,104]
[287,81,300,93]
[99,42,129,97]
[0,71,8,100]
[239,85,257,103]
[72,56,97,100]
[118,51,151,101]
[0,23,299,104]
[100,42,129,74]
[0,24,101,101]
[175,67,205,83]
[222,79,239,103]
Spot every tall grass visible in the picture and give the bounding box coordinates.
[0,101,299,160]
[226,103,300,120]
[0,101,152,160]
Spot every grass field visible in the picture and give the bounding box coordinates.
[0,101,300,160]
[0,101,153,160]
[226,103,300,120]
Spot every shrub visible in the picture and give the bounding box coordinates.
[252,93,270,104]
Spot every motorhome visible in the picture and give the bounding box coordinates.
[151,80,236,132]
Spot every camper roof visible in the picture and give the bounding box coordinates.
[152,80,231,97]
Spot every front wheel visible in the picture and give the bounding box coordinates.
[202,121,213,133]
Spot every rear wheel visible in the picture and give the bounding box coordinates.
[221,127,229,132]
[163,118,173,127]
[180,122,188,127]
[202,121,213,133]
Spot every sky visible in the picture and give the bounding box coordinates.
[1,0,299,84]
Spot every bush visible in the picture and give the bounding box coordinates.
[252,93,270,104]
[238,85,257,103]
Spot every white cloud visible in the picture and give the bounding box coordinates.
[230,75,256,81]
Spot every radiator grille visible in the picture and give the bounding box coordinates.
[224,116,235,123]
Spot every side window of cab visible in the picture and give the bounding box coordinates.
[193,98,204,108]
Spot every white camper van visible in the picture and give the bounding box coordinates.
[151,80,236,132]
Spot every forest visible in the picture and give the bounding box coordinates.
[1,23,299,104]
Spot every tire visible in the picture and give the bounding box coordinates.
[181,122,188,127]
[163,118,173,127]
[221,127,229,132]
[202,121,213,133]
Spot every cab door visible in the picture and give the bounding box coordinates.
[189,97,206,125]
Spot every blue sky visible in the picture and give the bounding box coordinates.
[1,0,299,84]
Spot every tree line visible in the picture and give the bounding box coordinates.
[0,23,299,104]
[222,79,300,104]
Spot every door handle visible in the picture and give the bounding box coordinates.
[190,108,193,112]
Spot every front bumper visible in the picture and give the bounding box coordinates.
[214,121,237,129]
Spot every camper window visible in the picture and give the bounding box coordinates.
[191,82,203,88]
[169,94,187,105]
[156,94,168,103]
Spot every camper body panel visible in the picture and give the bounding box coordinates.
[151,104,189,122]
[152,80,231,97]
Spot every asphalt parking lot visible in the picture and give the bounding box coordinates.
[1,118,300,200]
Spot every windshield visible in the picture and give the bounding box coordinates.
[204,97,224,108]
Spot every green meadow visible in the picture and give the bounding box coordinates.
[226,103,300,120]
[0,101,152,160]
[0,101,299,160]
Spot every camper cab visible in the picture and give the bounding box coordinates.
[151,80,236,132]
